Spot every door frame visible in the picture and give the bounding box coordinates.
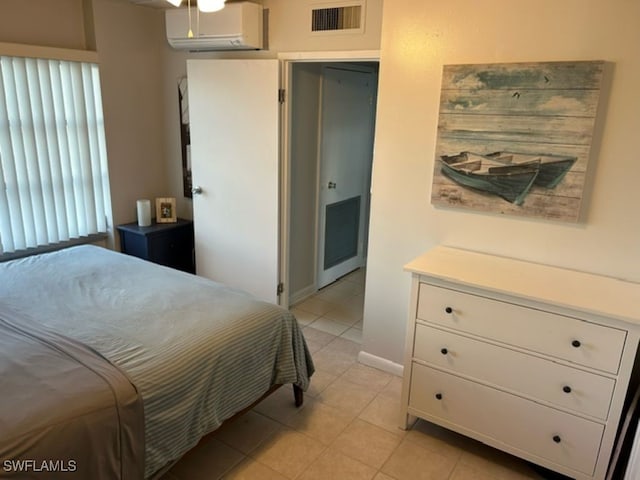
[278,50,380,309]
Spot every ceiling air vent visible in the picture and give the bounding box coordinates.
[311,2,365,34]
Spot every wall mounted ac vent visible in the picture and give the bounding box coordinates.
[165,2,263,51]
[311,2,365,33]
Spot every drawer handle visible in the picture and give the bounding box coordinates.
[553,435,562,444]
[571,340,581,348]
[440,348,448,355]
[563,385,572,394]
[445,307,453,314]
[435,393,443,400]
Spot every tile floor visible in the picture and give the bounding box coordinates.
[162,269,565,480]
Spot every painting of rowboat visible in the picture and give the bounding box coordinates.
[431,61,604,222]
[440,151,578,205]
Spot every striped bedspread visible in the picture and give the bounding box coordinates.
[0,245,314,478]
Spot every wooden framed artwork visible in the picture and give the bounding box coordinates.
[178,76,192,199]
[155,197,177,223]
[431,60,605,222]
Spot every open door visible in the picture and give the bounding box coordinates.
[187,59,280,303]
[317,66,376,289]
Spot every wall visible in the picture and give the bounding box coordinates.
[0,0,88,50]
[362,0,640,368]
[92,0,167,235]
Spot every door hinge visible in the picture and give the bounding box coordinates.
[277,282,284,295]
[278,88,285,104]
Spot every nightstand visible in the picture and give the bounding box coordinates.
[116,218,195,274]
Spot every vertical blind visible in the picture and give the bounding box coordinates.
[0,55,112,255]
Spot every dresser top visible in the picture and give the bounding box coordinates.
[116,218,193,235]
[405,246,640,327]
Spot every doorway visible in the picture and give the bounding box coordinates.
[287,60,379,305]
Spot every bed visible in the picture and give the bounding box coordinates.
[0,245,314,479]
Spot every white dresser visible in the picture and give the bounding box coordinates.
[400,246,640,480]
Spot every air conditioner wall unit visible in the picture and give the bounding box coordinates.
[165,2,263,51]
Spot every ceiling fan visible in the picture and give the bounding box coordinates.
[165,0,226,12]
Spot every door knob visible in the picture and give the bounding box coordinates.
[192,186,203,195]
[327,181,337,189]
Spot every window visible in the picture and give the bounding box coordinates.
[0,54,112,258]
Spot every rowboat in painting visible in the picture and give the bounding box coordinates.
[485,151,577,188]
[439,151,578,205]
[440,152,540,205]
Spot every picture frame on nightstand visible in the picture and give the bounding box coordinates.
[156,197,177,223]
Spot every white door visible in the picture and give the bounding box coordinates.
[187,59,280,303]
[317,66,376,288]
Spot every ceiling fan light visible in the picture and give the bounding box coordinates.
[198,0,225,12]
[166,0,182,6]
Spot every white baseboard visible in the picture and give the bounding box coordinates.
[358,351,404,377]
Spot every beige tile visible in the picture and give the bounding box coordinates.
[373,473,396,480]
[169,437,244,480]
[311,347,358,376]
[305,338,330,354]
[315,288,350,305]
[322,304,363,326]
[345,268,366,285]
[342,267,365,281]
[253,385,307,425]
[222,458,288,480]
[449,462,543,480]
[306,369,338,398]
[250,428,325,479]
[214,410,280,454]
[308,317,350,336]
[316,280,361,303]
[301,327,337,348]
[295,297,336,316]
[301,327,337,354]
[380,375,404,400]
[458,446,543,480]
[298,449,377,480]
[358,392,406,436]
[341,326,363,343]
[322,336,362,357]
[404,423,464,462]
[342,293,365,315]
[381,438,458,480]
[332,418,402,469]
[318,377,378,418]
[288,401,353,445]
[340,363,393,392]
[290,307,320,326]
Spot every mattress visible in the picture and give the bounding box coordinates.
[0,245,314,478]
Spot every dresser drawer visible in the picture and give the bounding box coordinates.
[417,284,626,374]
[414,324,616,420]
[409,363,604,476]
